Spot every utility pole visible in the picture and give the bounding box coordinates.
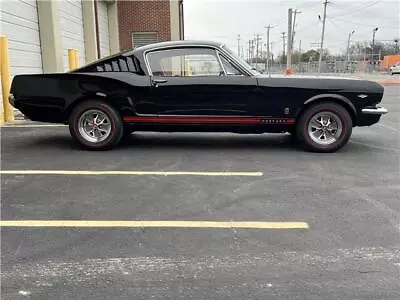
[237,34,241,57]
[270,42,274,63]
[248,40,251,61]
[251,39,255,62]
[291,9,302,52]
[345,30,355,72]
[255,34,262,65]
[318,0,329,73]
[250,40,253,62]
[287,8,293,72]
[256,35,259,64]
[253,39,256,62]
[372,27,378,63]
[299,39,302,65]
[265,25,273,76]
[281,32,286,64]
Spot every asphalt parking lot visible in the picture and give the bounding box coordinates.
[1,85,399,300]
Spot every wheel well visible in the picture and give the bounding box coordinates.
[63,96,120,122]
[297,98,356,125]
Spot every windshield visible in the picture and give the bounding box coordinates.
[221,45,260,76]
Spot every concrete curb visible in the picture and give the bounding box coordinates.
[377,81,400,85]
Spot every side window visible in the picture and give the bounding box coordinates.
[92,56,143,74]
[219,55,243,76]
[147,48,223,77]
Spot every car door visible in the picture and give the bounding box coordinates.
[145,47,260,116]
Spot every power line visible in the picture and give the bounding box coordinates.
[295,20,320,34]
[327,19,343,31]
[329,18,399,30]
[296,1,321,10]
[329,0,382,18]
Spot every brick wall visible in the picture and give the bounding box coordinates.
[118,0,171,50]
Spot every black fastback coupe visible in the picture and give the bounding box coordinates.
[10,40,387,152]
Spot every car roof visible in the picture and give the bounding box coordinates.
[74,40,225,73]
[124,40,224,57]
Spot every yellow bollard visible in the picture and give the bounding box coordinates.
[0,36,14,122]
[68,48,76,70]
[0,75,3,125]
[74,49,79,68]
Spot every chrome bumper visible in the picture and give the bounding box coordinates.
[8,93,15,106]
[361,107,388,115]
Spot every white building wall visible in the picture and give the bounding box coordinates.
[97,1,110,58]
[0,0,43,76]
[59,0,86,70]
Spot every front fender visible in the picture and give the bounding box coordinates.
[302,93,357,117]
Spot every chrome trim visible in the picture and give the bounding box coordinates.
[217,51,246,76]
[143,44,252,77]
[133,113,274,118]
[216,51,227,75]
[96,92,107,97]
[361,107,388,115]
[8,93,15,105]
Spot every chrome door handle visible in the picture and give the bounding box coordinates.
[152,79,168,87]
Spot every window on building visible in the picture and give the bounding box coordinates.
[132,32,158,48]
[147,48,224,77]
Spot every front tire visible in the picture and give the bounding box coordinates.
[296,102,352,153]
[69,100,123,150]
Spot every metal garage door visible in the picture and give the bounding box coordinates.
[97,1,110,58]
[59,0,86,70]
[0,0,43,76]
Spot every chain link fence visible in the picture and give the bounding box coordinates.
[252,60,384,75]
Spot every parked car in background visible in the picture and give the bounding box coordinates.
[389,62,400,75]
[9,40,387,153]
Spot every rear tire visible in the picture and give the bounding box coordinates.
[296,102,352,153]
[69,100,123,150]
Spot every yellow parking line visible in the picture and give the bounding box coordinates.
[0,170,263,176]
[0,220,309,229]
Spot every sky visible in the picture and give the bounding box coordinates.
[183,0,400,57]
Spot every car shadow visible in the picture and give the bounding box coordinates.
[6,132,386,154]
[12,132,299,152]
[18,136,81,150]
[119,132,299,151]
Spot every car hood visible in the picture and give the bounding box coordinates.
[255,74,383,93]
[257,74,363,81]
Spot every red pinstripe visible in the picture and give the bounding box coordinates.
[123,116,295,124]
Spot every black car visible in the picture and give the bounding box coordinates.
[10,40,387,152]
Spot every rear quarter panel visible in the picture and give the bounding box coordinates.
[10,73,151,122]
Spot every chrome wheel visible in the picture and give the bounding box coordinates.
[307,111,343,145]
[78,109,112,143]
